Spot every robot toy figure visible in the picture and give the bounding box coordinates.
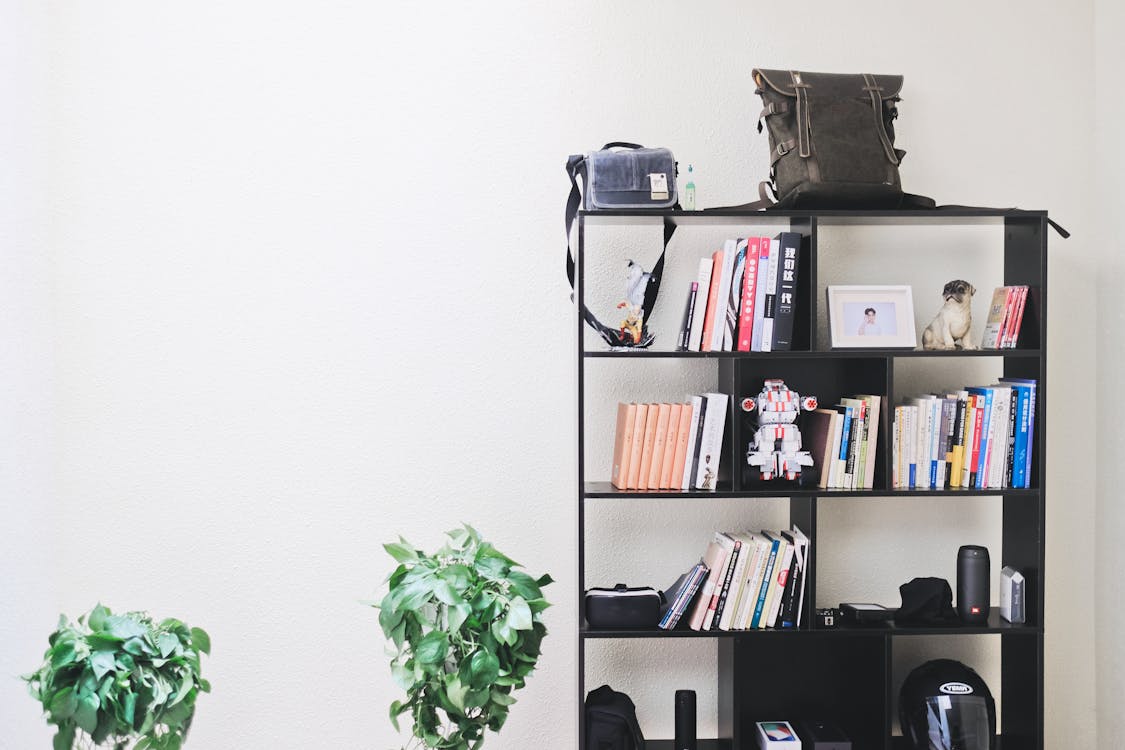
[743,379,818,481]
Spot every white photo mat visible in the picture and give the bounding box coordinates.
[827,285,917,348]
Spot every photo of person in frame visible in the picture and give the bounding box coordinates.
[845,301,898,337]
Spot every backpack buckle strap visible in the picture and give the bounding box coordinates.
[863,73,900,166]
[757,101,789,134]
[789,71,812,158]
[772,139,796,165]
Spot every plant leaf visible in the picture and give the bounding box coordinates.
[506,597,533,631]
[90,651,116,681]
[74,691,100,734]
[414,631,449,665]
[384,541,419,564]
[468,649,500,688]
[190,627,211,655]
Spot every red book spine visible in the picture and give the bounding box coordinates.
[1008,286,1029,348]
[737,238,761,352]
[969,397,985,486]
[999,286,1019,348]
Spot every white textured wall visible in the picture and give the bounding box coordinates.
[0,1,1100,748]
[1095,0,1125,742]
[0,0,56,738]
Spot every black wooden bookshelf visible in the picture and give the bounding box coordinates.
[576,209,1048,750]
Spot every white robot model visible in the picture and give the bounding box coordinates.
[743,379,818,481]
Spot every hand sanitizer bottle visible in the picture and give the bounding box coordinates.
[683,164,696,210]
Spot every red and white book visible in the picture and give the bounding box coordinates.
[1005,286,1029,348]
[710,240,738,351]
[981,287,1013,349]
[689,532,736,630]
[737,237,762,351]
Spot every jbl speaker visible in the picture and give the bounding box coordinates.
[674,690,696,750]
[956,545,990,624]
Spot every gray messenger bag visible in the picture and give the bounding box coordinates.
[752,68,932,209]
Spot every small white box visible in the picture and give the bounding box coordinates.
[756,720,802,749]
[1000,565,1025,623]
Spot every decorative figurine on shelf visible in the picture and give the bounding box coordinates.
[922,279,978,350]
[743,379,818,481]
[614,259,655,348]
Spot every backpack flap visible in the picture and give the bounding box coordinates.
[586,147,678,210]
[753,68,907,208]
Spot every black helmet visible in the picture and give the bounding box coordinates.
[899,659,996,750]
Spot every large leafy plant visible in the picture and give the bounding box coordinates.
[376,525,552,750]
[25,605,211,750]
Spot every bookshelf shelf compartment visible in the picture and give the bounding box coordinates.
[576,210,1049,750]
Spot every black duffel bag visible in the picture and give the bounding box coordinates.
[753,68,933,209]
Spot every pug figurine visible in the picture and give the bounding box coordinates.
[922,279,978,350]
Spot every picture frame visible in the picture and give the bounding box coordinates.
[827,285,917,349]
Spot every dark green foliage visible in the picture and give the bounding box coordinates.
[376,525,553,750]
[25,605,211,749]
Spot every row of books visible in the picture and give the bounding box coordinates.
[610,395,729,492]
[660,526,810,631]
[802,395,882,490]
[892,379,1037,489]
[981,286,1031,349]
[676,233,802,353]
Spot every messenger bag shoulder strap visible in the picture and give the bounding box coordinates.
[566,144,675,347]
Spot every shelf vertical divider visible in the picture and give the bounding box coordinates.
[576,214,587,750]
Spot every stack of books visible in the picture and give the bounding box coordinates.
[981,286,1031,349]
[610,394,729,492]
[892,379,1037,489]
[675,525,810,631]
[677,233,802,353]
[801,395,882,489]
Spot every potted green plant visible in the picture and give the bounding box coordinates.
[376,525,552,750]
[24,604,211,750]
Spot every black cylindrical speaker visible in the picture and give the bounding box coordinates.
[957,545,990,624]
[674,690,696,750]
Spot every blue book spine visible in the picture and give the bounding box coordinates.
[1012,385,1031,488]
[838,407,853,462]
[750,540,779,628]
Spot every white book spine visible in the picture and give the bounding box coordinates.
[687,259,714,352]
[719,533,754,631]
[694,393,729,491]
[989,387,1012,489]
[930,397,943,489]
[731,534,765,630]
[759,239,781,352]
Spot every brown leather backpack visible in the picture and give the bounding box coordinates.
[753,68,932,209]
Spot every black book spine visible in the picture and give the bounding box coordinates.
[1005,387,1019,488]
[770,232,801,351]
[709,539,741,630]
[677,282,699,352]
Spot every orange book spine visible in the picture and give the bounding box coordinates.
[658,404,683,489]
[668,402,695,489]
[610,403,638,490]
[698,250,724,352]
[636,405,660,491]
[625,404,649,490]
[647,404,672,490]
